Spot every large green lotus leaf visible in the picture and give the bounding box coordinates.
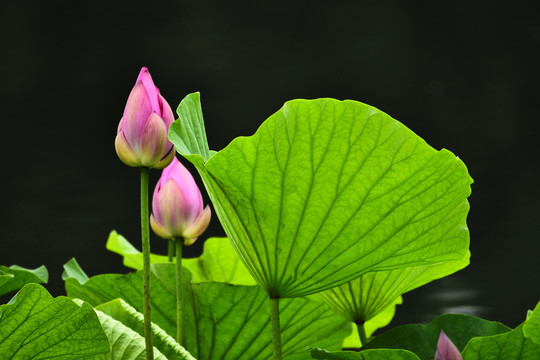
[106,232,256,286]
[170,94,473,298]
[361,313,510,359]
[0,283,109,359]
[64,260,350,359]
[317,251,469,325]
[341,296,403,348]
[462,302,540,359]
[0,264,48,297]
[94,299,195,360]
[310,348,420,359]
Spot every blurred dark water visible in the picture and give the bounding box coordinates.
[1,0,539,330]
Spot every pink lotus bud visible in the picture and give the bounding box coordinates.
[435,331,463,360]
[150,157,211,244]
[115,67,175,169]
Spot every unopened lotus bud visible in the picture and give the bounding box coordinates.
[435,331,463,360]
[150,157,211,244]
[115,67,175,169]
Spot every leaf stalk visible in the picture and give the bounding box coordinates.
[176,239,184,345]
[140,167,154,360]
[270,296,282,360]
[356,320,368,347]
[168,239,175,262]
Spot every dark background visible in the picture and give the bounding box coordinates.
[1,1,539,329]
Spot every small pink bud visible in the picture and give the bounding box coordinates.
[435,331,463,360]
[150,157,211,244]
[115,67,175,169]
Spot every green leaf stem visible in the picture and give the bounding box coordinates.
[340,296,402,348]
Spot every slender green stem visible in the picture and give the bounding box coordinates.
[140,167,154,360]
[356,320,368,347]
[176,238,184,345]
[270,297,282,360]
[168,239,175,262]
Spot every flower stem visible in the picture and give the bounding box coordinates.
[168,239,175,262]
[176,238,184,345]
[140,167,154,360]
[270,297,282,360]
[356,320,368,347]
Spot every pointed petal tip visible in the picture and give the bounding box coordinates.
[183,206,211,242]
[138,66,149,78]
[435,330,463,360]
[123,81,153,141]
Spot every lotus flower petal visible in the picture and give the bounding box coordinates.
[139,112,167,166]
[114,131,140,167]
[183,206,212,244]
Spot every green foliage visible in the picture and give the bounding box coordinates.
[523,301,540,344]
[310,302,540,360]
[361,313,510,359]
[169,91,214,162]
[462,324,540,359]
[94,299,195,360]
[0,264,48,297]
[318,253,469,324]
[0,283,109,359]
[316,252,469,347]
[94,307,169,360]
[9,94,533,359]
[170,94,473,298]
[310,348,421,359]
[106,230,169,269]
[64,260,350,359]
[107,232,256,286]
[340,296,402,348]
[462,302,540,359]
[183,237,257,285]
[62,257,89,283]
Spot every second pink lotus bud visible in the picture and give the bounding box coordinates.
[435,331,463,360]
[150,157,211,244]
